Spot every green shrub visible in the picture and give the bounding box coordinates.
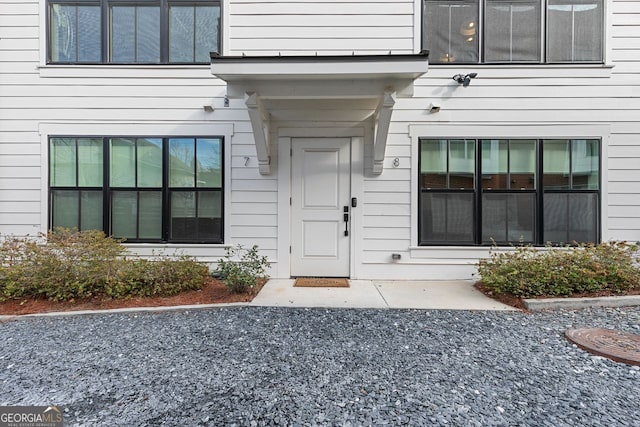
[477,241,640,298]
[215,245,270,293]
[0,228,209,302]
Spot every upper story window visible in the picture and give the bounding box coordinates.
[48,0,220,64]
[423,0,604,64]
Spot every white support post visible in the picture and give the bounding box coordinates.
[244,92,271,175]
[372,90,396,175]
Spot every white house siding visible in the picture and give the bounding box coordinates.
[0,0,272,266]
[356,0,640,279]
[1,0,640,279]
[226,0,419,55]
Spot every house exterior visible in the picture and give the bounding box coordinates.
[0,0,638,280]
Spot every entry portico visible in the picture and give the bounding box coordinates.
[211,53,429,278]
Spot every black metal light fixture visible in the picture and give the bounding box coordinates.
[452,72,478,87]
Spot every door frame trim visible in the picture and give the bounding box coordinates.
[277,128,365,279]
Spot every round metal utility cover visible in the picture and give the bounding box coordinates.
[565,327,640,366]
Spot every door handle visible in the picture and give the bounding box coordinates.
[343,206,349,236]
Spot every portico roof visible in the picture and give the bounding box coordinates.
[210,52,429,174]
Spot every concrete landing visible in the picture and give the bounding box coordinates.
[251,279,517,311]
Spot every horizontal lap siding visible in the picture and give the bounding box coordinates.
[361,1,640,276]
[0,0,41,236]
[2,0,640,277]
[0,1,276,256]
[607,0,640,242]
[227,0,416,55]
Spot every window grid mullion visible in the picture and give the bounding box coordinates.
[103,137,110,236]
[161,0,168,63]
[77,139,82,229]
[192,6,197,62]
[162,138,170,241]
[537,139,544,245]
[475,139,481,244]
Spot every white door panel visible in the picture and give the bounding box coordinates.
[291,138,351,277]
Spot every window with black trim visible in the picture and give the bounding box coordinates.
[423,0,604,64]
[48,0,220,64]
[49,136,224,243]
[419,138,600,245]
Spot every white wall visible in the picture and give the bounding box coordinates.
[0,0,639,279]
[226,0,419,55]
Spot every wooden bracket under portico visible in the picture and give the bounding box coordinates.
[210,52,429,175]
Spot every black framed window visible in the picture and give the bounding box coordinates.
[480,139,536,244]
[419,139,476,243]
[50,136,224,243]
[49,137,105,231]
[423,0,603,64]
[48,0,220,64]
[50,3,102,62]
[419,138,600,245]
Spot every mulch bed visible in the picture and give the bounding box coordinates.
[0,277,265,316]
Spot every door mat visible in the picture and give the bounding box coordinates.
[294,278,350,288]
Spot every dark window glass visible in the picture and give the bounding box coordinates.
[50,4,101,62]
[482,193,535,243]
[419,138,599,246]
[49,137,104,231]
[169,138,223,241]
[111,190,162,239]
[481,139,535,189]
[423,0,603,64]
[170,191,222,241]
[419,139,475,244]
[547,0,603,62]
[421,193,475,243]
[170,5,219,62]
[480,139,536,244]
[485,0,540,62]
[50,136,223,243]
[420,139,475,189]
[571,139,599,189]
[111,6,160,62]
[544,193,598,243]
[424,0,479,63]
[421,192,474,243]
[48,0,220,64]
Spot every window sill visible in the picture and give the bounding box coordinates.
[38,64,212,78]
[124,242,229,249]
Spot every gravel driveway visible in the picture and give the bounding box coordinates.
[1,306,639,426]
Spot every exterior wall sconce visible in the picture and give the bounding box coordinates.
[429,102,441,113]
[203,105,214,112]
[452,73,478,87]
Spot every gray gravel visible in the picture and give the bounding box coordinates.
[1,306,639,426]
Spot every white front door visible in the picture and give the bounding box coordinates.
[291,138,351,277]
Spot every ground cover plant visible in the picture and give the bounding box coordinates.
[0,228,209,302]
[215,244,271,293]
[477,241,640,298]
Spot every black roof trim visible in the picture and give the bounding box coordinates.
[210,51,429,63]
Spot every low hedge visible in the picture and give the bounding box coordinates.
[0,228,209,302]
[477,241,640,298]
